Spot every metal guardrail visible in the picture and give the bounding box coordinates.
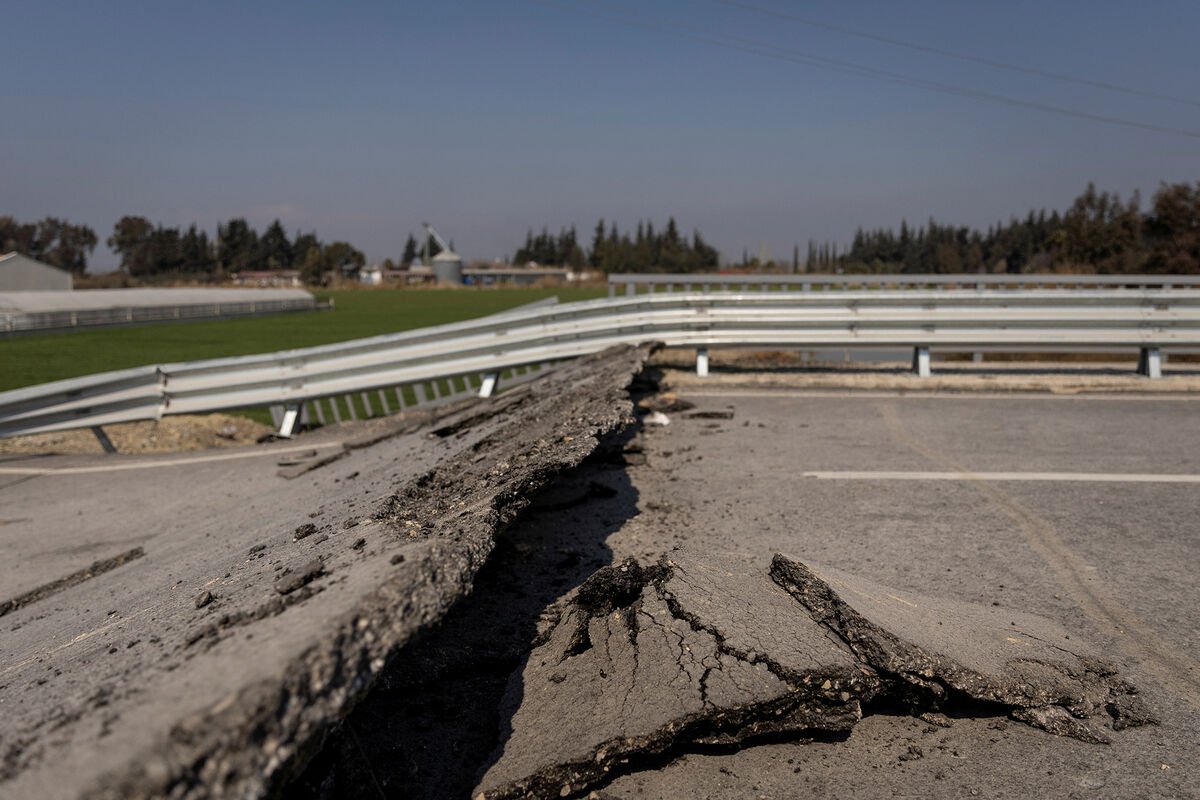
[608,273,1200,297]
[1,297,321,335]
[3,289,1199,439]
[267,298,563,430]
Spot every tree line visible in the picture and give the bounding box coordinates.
[6,182,1199,281]
[106,216,367,283]
[0,216,98,275]
[513,218,720,273]
[805,181,1200,274]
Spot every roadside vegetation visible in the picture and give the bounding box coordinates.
[8,180,1200,281]
[804,181,1200,274]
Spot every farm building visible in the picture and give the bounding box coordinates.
[0,252,73,291]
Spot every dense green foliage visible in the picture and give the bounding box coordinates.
[7,180,1199,281]
[514,218,720,273]
[0,288,605,392]
[0,216,98,274]
[513,182,1200,275]
[106,216,366,283]
[807,181,1200,274]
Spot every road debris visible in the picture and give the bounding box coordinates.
[477,550,1152,799]
[273,559,325,595]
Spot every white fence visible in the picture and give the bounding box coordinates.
[3,289,1199,439]
[0,288,320,334]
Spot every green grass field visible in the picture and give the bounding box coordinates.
[0,287,606,392]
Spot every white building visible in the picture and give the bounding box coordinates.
[0,252,73,291]
[358,264,383,286]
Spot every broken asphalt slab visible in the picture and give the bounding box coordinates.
[0,344,652,800]
[770,556,1154,741]
[476,549,1151,799]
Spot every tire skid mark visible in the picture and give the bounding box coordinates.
[877,401,1200,710]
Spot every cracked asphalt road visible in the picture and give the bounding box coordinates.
[598,390,1200,799]
[294,386,1199,799]
[0,345,650,800]
[5,363,1199,799]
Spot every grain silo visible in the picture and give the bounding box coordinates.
[423,223,464,285]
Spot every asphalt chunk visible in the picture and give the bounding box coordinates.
[770,556,1157,743]
[476,549,1152,799]
[637,392,695,414]
[477,550,865,799]
[292,523,318,541]
[273,559,325,595]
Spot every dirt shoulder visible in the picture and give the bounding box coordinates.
[0,414,273,455]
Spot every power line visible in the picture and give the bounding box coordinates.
[714,0,1200,110]
[532,0,1200,140]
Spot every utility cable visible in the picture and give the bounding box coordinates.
[713,0,1200,110]
[532,0,1200,140]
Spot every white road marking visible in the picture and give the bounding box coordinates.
[682,389,1200,401]
[804,470,1200,484]
[0,441,344,476]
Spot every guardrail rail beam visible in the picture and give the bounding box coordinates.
[5,286,1200,439]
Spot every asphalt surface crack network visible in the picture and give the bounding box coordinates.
[476,549,1154,799]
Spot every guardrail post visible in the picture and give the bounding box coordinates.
[1137,347,1162,379]
[626,282,635,297]
[277,403,303,438]
[479,372,500,398]
[91,426,117,454]
[696,348,710,377]
[912,347,931,378]
[608,285,615,299]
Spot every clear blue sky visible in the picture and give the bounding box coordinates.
[3,0,1198,269]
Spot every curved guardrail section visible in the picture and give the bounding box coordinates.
[608,272,1200,296]
[3,289,1200,438]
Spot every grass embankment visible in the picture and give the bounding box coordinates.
[0,287,606,392]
